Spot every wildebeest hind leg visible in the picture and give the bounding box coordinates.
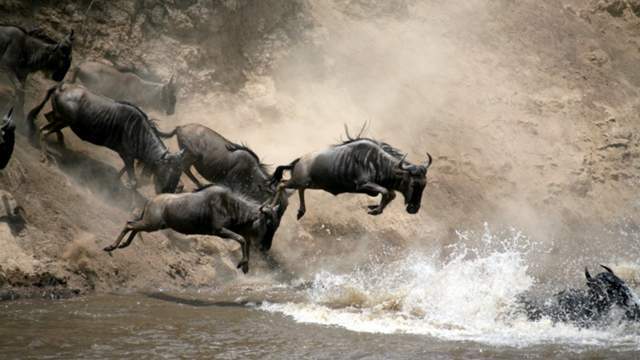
[39,121,67,163]
[215,227,250,274]
[118,230,140,249]
[104,225,131,252]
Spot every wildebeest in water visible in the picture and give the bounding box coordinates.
[27,83,184,194]
[0,108,15,170]
[519,265,640,327]
[104,184,283,274]
[69,61,178,115]
[0,25,73,125]
[271,127,432,219]
[156,123,288,250]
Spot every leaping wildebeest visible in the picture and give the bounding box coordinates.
[0,108,15,170]
[104,184,282,274]
[0,25,73,126]
[156,123,288,250]
[68,61,178,115]
[271,128,432,219]
[27,83,184,194]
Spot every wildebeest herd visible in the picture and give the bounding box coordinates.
[0,24,638,328]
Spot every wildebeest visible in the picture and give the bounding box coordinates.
[156,123,288,250]
[69,61,177,115]
[0,108,15,169]
[0,25,73,125]
[271,129,432,219]
[27,83,184,193]
[103,184,282,274]
[520,265,640,327]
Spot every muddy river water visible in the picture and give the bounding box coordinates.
[2,246,640,360]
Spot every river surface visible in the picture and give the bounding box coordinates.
[2,242,640,360]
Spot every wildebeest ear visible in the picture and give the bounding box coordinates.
[585,267,593,281]
[600,264,614,274]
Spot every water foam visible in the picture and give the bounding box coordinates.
[260,225,640,349]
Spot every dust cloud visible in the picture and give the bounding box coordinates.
[161,0,640,285]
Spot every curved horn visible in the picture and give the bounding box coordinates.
[344,124,351,140]
[585,267,593,280]
[4,107,13,121]
[600,264,614,274]
[423,152,433,169]
[396,154,408,169]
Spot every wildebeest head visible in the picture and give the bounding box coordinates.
[394,153,432,214]
[161,75,178,115]
[153,149,185,193]
[585,265,639,312]
[255,202,282,251]
[49,30,74,82]
[0,108,14,145]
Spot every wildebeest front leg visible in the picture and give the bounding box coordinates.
[357,182,395,215]
[215,227,250,274]
[297,189,306,220]
[184,167,204,188]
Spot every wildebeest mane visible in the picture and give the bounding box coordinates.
[115,100,167,148]
[1,24,57,44]
[336,135,405,161]
[225,142,270,174]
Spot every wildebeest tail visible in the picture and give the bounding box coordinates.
[26,84,58,138]
[270,158,300,185]
[155,126,178,138]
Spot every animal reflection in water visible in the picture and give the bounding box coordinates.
[519,265,640,327]
[104,185,282,274]
[271,127,432,219]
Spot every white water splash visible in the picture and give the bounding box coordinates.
[260,226,640,349]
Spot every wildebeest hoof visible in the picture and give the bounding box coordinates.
[296,209,306,220]
[237,260,249,274]
[103,245,116,252]
[367,207,383,215]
